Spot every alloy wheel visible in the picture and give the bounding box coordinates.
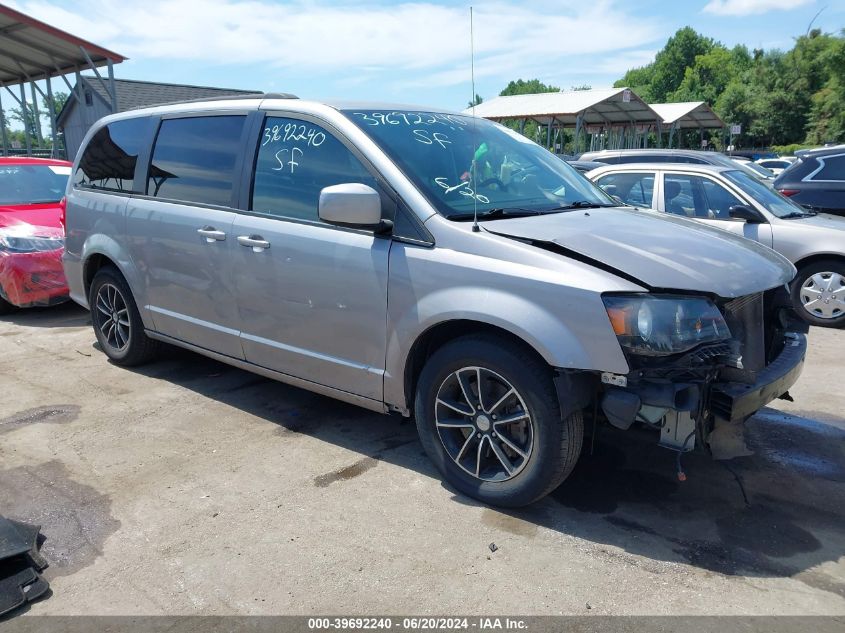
[434,366,534,482]
[94,283,131,352]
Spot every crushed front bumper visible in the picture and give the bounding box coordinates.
[710,331,807,422]
[0,248,69,308]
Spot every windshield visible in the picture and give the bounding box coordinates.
[0,164,71,205]
[708,153,773,181]
[723,169,812,218]
[734,160,775,179]
[343,110,615,219]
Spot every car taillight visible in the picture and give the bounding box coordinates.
[778,189,800,197]
[59,197,67,233]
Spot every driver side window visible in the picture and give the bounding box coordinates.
[252,117,378,222]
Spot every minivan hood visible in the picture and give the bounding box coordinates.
[485,207,795,298]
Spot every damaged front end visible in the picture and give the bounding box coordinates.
[0,223,69,309]
[597,288,807,466]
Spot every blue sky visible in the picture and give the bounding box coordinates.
[7,0,845,111]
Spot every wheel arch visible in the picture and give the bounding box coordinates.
[404,321,541,407]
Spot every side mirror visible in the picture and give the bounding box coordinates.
[319,183,392,233]
[728,204,764,223]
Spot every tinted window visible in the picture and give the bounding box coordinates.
[251,117,377,221]
[596,172,654,207]
[148,116,246,206]
[74,118,149,192]
[812,154,845,181]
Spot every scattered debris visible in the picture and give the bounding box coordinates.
[488,542,498,553]
[75,350,91,357]
[0,515,50,617]
[586,602,592,610]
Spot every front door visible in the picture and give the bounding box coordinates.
[232,115,390,401]
[660,172,773,247]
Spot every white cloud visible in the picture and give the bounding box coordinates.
[702,0,814,16]
[7,0,660,89]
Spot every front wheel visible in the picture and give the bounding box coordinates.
[791,260,845,328]
[0,292,16,315]
[89,266,160,366]
[414,335,583,507]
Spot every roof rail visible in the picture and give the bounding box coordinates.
[147,92,299,108]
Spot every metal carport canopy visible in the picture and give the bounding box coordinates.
[0,3,126,84]
[463,87,661,126]
[649,101,724,129]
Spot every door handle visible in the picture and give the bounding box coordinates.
[237,235,271,252]
[197,226,226,242]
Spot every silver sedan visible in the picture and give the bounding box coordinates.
[588,162,845,327]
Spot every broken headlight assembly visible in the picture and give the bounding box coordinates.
[603,294,731,356]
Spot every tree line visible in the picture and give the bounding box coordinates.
[615,26,844,151]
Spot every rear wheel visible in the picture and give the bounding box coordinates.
[414,335,583,507]
[89,266,160,365]
[791,260,845,328]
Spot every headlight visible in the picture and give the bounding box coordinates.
[0,234,64,253]
[603,294,731,356]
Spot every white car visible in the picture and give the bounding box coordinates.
[588,162,845,328]
[757,157,796,176]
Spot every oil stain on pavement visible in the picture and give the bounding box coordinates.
[0,405,80,435]
[0,460,120,578]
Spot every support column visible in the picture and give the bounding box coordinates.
[107,58,117,111]
[46,77,59,158]
[0,90,8,157]
[30,81,43,146]
[19,82,31,156]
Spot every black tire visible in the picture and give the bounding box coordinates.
[791,259,845,328]
[0,292,16,315]
[414,334,583,507]
[89,266,160,366]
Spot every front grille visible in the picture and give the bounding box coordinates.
[720,292,766,383]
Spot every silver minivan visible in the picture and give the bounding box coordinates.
[63,96,807,507]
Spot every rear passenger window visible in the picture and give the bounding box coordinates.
[147,116,246,206]
[595,172,654,206]
[74,118,149,192]
[251,117,377,221]
[811,155,845,181]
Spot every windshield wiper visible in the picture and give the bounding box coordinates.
[449,208,544,221]
[550,201,616,211]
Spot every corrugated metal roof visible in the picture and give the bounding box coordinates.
[649,101,724,128]
[57,77,259,126]
[463,87,661,126]
[0,3,125,85]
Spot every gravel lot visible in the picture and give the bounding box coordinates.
[1,303,843,616]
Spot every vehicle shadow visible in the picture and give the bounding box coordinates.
[0,302,89,329]
[126,345,845,597]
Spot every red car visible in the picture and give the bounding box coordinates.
[0,157,71,313]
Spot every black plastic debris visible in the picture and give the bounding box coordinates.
[0,515,50,617]
[488,542,498,553]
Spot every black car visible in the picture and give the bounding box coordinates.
[773,146,845,216]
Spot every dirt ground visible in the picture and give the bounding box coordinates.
[1,303,843,616]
